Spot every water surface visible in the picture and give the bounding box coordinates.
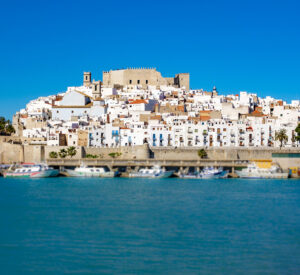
[0,177,299,274]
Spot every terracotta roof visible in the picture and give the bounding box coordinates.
[177,106,185,112]
[150,115,162,120]
[130,99,148,104]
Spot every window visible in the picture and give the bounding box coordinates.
[146,80,148,84]
[137,80,140,84]
[129,80,132,84]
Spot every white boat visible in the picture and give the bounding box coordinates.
[236,162,289,179]
[180,167,228,179]
[129,165,174,178]
[3,163,59,178]
[65,166,118,178]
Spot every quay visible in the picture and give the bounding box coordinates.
[46,158,248,172]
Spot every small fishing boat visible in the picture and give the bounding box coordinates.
[129,165,174,178]
[3,163,59,178]
[180,167,228,179]
[65,166,118,178]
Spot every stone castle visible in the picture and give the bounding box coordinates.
[102,68,190,90]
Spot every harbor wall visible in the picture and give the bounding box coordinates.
[150,147,300,161]
[1,141,300,165]
[0,141,24,163]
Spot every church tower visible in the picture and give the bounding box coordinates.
[83,72,91,87]
[92,80,102,100]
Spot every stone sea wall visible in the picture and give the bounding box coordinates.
[1,141,300,164]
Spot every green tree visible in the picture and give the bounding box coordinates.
[5,124,15,135]
[198,149,208,159]
[49,151,58,158]
[0,117,5,133]
[295,123,300,143]
[0,117,15,136]
[275,129,288,148]
[67,146,77,158]
[58,149,68,158]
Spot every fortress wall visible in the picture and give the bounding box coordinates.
[103,69,189,90]
[151,147,300,161]
[24,145,44,163]
[2,142,299,164]
[0,141,24,163]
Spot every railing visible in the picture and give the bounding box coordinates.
[46,158,250,167]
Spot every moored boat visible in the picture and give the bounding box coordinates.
[65,166,118,177]
[180,167,228,179]
[129,165,174,178]
[236,161,288,179]
[3,163,59,178]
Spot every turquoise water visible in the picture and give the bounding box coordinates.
[0,177,300,274]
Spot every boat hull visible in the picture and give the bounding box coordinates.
[180,170,228,179]
[236,171,289,179]
[65,169,116,178]
[4,169,59,178]
[129,171,174,178]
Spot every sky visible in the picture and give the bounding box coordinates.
[0,0,300,119]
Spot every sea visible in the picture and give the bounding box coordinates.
[0,177,300,274]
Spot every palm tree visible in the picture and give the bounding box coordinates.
[275,129,288,148]
[58,149,68,158]
[198,149,208,159]
[67,146,77,158]
[49,151,58,159]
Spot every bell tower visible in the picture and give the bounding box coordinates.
[92,80,102,99]
[83,72,91,87]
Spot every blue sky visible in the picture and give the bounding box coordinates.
[0,0,299,119]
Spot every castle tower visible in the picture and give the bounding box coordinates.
[83,72,91,87]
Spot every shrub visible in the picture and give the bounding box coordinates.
[198,149,207,159]
[86,154,98,159]
[49,151,58,159]
[108,152,122,158]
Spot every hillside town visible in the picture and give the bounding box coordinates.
[12,68,300,149]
